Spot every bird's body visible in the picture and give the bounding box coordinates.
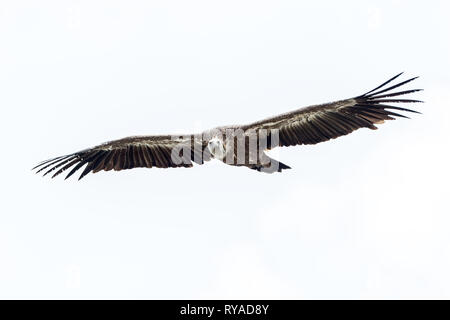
[34,73,422,180]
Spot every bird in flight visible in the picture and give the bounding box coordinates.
[34,73,422,180]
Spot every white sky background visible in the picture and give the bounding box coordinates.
[0,0,449,299]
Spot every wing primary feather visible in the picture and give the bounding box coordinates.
[78,152,105,180]
[64,151,101,180]
[356,103,421,114]
[360,72,403,96]
[35,156,70,174]
[42,155,77,177]
[51,157,81,178]
[382,110,410,119]
[33,156,65,170]
[367,89,423,99]
[369,98,423,104]
[364,76,419,98]
[354,107,393,120]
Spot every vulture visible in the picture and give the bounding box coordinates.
[33,73,422,180]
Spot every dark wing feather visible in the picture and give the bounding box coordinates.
[33,135,208,180]
[241,74,422,148]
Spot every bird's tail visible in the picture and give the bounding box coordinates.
[251,158,291,173]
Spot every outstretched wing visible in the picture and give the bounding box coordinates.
[241,73,422,147]
[33,135,209,180]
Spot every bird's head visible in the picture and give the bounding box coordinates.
[207,137,226,160]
